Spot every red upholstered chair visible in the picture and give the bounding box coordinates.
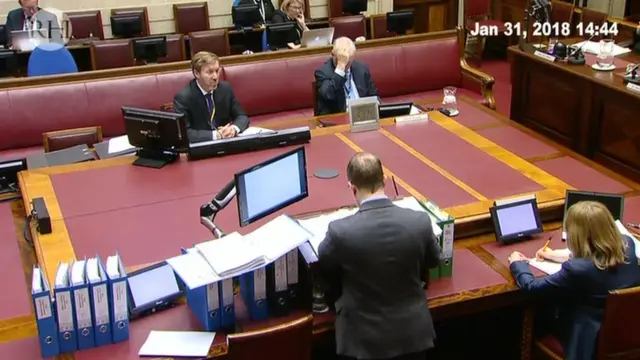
[330,15,366,40]
[226,315,313,360]
[110,7,151,37]
[66,10,104,40]
[533,286,640,360]
[90,39,134,70]
[370,14,394,39]
[549,0,574,38]
[580,8,608,41]
[42,126,103,153]
[158,34,187,63]
[464,0,506,62]
[173,2,210,35]
[189,29,231,57]
[311,81,319,116]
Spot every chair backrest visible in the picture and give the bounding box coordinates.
[67,10,104,39]
[189,29,231,57]
[464,0,491,18]
[90,39,135,70]
[227,315,313,360]
[551,0,574,25]
[28,43,79,77]
[581,8,608,40]
[597,286,640,359]
[173,2,209,35]
[43,126,103,152]
[329,15,366,40]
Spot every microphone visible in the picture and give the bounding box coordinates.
[199,179,237,237]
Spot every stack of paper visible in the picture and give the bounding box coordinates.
[139,331,216,357]
[572,41,631,57]
[529,259,562,275]
[107,135,135,154]
[615,220,640,258]
[166,251,220,289]
[244,215,312,262]
[195,232,265,278]
[393,197,443,236]
[298,208,357,253]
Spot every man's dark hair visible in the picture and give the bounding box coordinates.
[346,152,384,192]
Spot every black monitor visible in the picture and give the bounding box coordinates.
[343,0,367,15]
[132,36,167,64]
[266,22,298,51]
[0,50,17,77]
[127,261,184,320]
[110,14,143,38]
[564,190,625,221]
[235,146,308,227]
[378,102,413,118]
[386,10,414,35]
[0,25,7,48]
[121,107,189,168]
[0,158,27,194]
[490,197,543,243]
[232,4,263,28]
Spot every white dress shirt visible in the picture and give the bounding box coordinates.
[195,81,241,139]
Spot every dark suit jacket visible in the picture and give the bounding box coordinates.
[271,10,303,45]
[314,58,379,116]
[173,80,250,143]
[318,198,442,359]
[510,236,640,360]
[236,0,275,24]
[5,8,62,44]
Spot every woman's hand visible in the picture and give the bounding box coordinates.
[508,251,529,264]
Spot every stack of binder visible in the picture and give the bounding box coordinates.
[31,253,130,358]
[167,214,313,331]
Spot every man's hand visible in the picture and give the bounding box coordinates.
[218,124,237,139]
[335,49,351,72]
[508,251,529,264]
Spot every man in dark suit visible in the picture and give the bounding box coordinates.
[314,37,379,116]
[318,152,442,360]
[5,0,62,45]
[173,51,250,143]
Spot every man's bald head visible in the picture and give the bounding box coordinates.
[332,37,356,57]
[347,152,384,193]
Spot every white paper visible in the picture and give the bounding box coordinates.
[86,258,100,283]
[393,197,443,236]
[55,263,69,288]
[195,232,265,277]
[410,106,421,115]
[166,252,221,289]
[71,260,85,286]
[107,135,135,154]
[106,255,120,279]
[244,215,312,262]
[616,220,640,258]
[238,127,275,137]
[32,268,42,293]
[139,330,216,357]
[529,259,562,275]
[572,41,631,57]
[298,208,358,253]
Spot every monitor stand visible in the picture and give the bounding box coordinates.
[133,150,179,169]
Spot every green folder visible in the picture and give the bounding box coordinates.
[421,200,455,278]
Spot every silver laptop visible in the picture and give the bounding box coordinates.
[11,29,49,51]
[301,27,335,48]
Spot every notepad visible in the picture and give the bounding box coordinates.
[107,135,135,154]
[139,330,216,357]
[529,259,562,275]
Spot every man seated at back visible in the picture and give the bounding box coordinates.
[314,37,378,116]
[318,152,442,360]
[173,51,249,143]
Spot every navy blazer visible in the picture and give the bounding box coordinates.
[510,236,640,360]
[314,58,379,116]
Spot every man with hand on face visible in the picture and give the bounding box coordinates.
[318,152,441,360]
[314,37,378,116]
[173,51,250,143]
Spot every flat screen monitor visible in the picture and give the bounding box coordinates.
[378,102,412,118]
[342,0,367,15]
[132,36,167,64]
[0,49,17,77]
[490,198,543,243]
[235,146,308,226]
[0,25,7,48]
[564,190,624,221]
[110,14,143,38]
[127,261,183,319]
[0,158,27,193]
[266,22,299,51]
[386,10,414,35]
[232,4,263,28]
[122,106,188,168]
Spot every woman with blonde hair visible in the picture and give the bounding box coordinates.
[508,201,640,360]
[271,0,308,49]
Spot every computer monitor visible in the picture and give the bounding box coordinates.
[266,22,299,51]
[378,102,413,118]
[232,4,263,28]
[0,158,27,193]
[0,50,17,77]
[386,10,414,35]
[121,107,189,168]
[0,25,7,48]
[490,198,543,243]
[564,190,624,221]
[343,0,368,15]
[131,36,167,64]
[110,14,143,38]
[235,146,308,227]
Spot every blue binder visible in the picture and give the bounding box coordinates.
[286,249,302,308]
[239,267,268,320]
[87,256,112,347]
[31,266,60,358]
[178,248,222,331]
[266,256,290,316]
[106,253,129,343]
[219,278,235,329]
[53,262,77,353]
[70,259,95,350]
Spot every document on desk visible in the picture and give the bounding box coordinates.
[139,330,216,357]
[167,251,220,289]
[410,106,422,115]
[244,214,312,261]
[298,208,358,253]
[572,41,631,56]
[238,127,275,137]
[615,220,640,257]
[107,135,135,154]
[529,259,562,275]
[392,197,443,237]
[195,232,265,278]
